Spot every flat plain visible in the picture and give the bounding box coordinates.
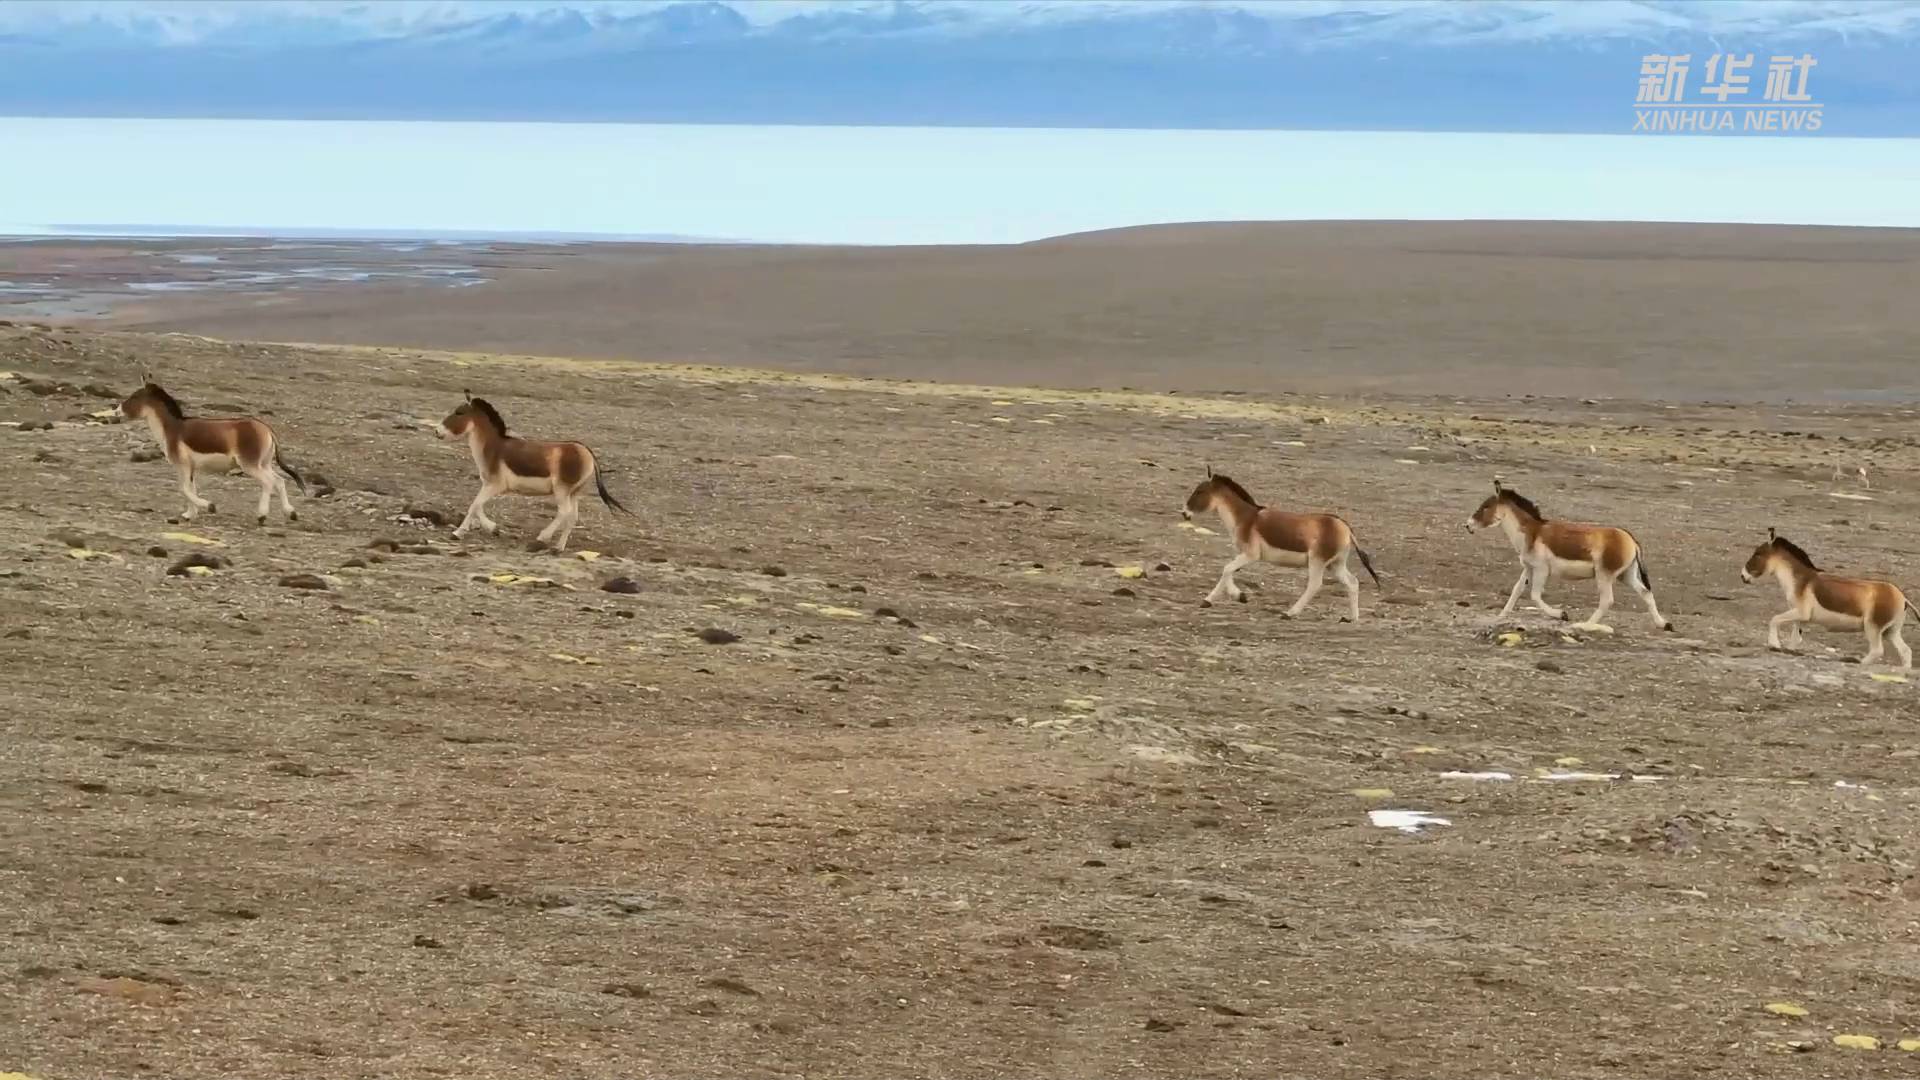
[4,222,1920,1078]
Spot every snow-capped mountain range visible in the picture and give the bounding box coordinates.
[3,1,1917,133]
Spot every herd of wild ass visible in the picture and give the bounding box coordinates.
[118,378,1919,670]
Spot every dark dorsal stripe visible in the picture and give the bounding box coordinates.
[1771,535,1821,571]
[1498,488,1545,521]
[468,397,510,435]
[1213,474,1262,509]
[146,383,185,420]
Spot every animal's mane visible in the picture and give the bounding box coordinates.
[1771,535,1820,571]
[467,397,509,435]
[145,382,184,420]
[1497,488,1545,521]
[1212,474,1262,509]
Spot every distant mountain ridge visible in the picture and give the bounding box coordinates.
[3,1,1917,134]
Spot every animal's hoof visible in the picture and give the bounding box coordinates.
[1339,616,1353,624]
[1199,599,1213,608]
[205,504,217,515]
[1557,610,1569,622]
[1661,622,1675,632]
[1278,612,1293,620]
[256,515,267,525]
[289,511,299,522]
[1235,593,1248,604]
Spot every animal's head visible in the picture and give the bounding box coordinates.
[1743,528,1815,583]
[437,392,507,441]
[1182,466,1256,519]
[1466,480,1539,533]
[120,374,182,422]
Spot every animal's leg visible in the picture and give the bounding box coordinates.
[1498,567,1529,617]
[1528,564,1566,621]
[1335,555,1361,622]
[548,492,580,552]
[1889,626,1914,670]
[1767,610,1801,651]
[1862,622,1886,665]
[1204,552,1253,606]
[1285,558,1327,618]
[251,465,275,524]
[276,471,297,521]
[1625,560,1672,630]
[453,484,498,539]
[536,494,565,545]
[1580,572,1616,628]
[178,462,212,519]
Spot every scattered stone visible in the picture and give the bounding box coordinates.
[695,627,741,645]
[16,419,53,431]
[5,628,29,640]
[1154,562,1173,572]
[600,577,642,594]
[1036,924,1117,951]
[278,574,331,591]
[760,565,788,577]
[411,935,443,949]
[1535,660,1564,674]
[129,448,163,463]
[31,449,60,463]
[399,507,447,526]
[1113,587,1136,597]
[701,976,760,996]
[80,382,120,398]
[146,546,168,558]
[602,982,653,999]
[339,557,369,569]
[77,975,175,1006]
[1080,558,1114,567]
[874,607,902,619]
[461,883,500,901]
[1145,1018,1179,1033]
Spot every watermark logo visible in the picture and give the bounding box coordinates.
[1634,53,1822,133]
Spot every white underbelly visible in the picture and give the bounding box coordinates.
[188,450,236,473]
[503,473,556,496]
[1258,546,1310,569]
[1547,557,1596,581]
[1808,602,1864,630]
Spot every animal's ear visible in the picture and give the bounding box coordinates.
[1492,478,1503,493]
[1205,464,1213,479]
[141,370,152,385]
[463,390,473,404]
[1768,526,1776,541]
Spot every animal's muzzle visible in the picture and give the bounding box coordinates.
[1740,571,1753,584]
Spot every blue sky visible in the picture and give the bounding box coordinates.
[2,1,1918,134]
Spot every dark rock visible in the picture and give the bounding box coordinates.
[411,935,442,949]
[1080,558,1114,567]
[701,976,760,997]
[278,574,331,591]
[340,557,369,570]
[461,883,499,902]
[760,565,788,577]
[1154,562,1173,572]
[600,577,642,594]
[874,607,902,619]
[1145,1018,1178,1032]
[167,552,229,576]
[1113,587,1136,597]
[1535,660,1564,674]
[80,383,120,399]
[146,546,168,558]
[5,628,29,640]
[400,507,447,526]
[695,627,741,645]
[129,448,163,463]
[602,982,653,999]
[31,450,60,464]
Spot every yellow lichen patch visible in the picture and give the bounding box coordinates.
[477,573,573,590]
[1062,698,1098,712]
[1764,1002,1808,1018]
[917,634,945,645]
[1496,631,1524,647]
[1832,1035,1880,1050]
[1115,566,1146,579]
[574,550,601,562]
[1897,1038,1920,1052]
[352,615,381,626]
[1554,756,1585,767]
[797,602,866,618]
[1407,746,1445,755]
[184,564,215,577]
[548,653,602,666]
[1869,673,1908,683]
[161,531,224,546]
[66,548,121,562]
[1349,788,1395,799]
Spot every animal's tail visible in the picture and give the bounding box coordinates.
[1355,546,1382,587]
[1905,595,1919,621]
[592,451,630,514]
[272,446,308,494]
[1635,555,1653,592]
